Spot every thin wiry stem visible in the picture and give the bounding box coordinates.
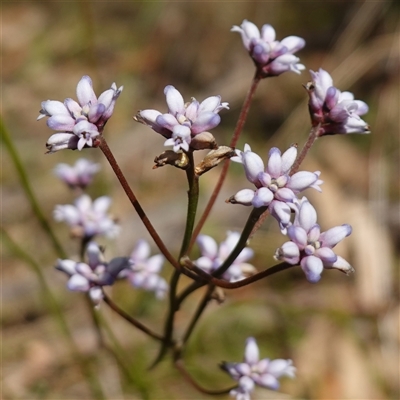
[177,207,267,305]
[182,284,215,345]
[2,227,106,399]
[1,118,67,259]
[183,258,296,289]
[98,136,179,270]
[189,74,261,250]
[102,291,164,341]
[290,123,322,175]
[174,359,236,395]
[151,151,200,368]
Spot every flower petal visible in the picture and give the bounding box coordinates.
[164,85,185,115]
[76,75,97,106]
[301,256,323,283]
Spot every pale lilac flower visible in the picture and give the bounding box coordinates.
[56,242,130,306]
[118,239,168,299]
[54,194,119,240]
[221,337,296,400]
[274,197,354,283]
[54,158,100,190]
[136,85,229,152]
[38,75,123,153]
[194,231,256,282]
[229,144,322,232]
[306,68,370,135]
[231,20,305,77]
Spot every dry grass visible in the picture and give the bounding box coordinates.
[2,1,399,399]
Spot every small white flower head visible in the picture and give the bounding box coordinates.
[306,68,370,135]
[274,197,354,283]
[54,158,100,190]
[229,144,323,232]
[38,75,123,153]
[136,85,229,153]
[53,194,119,240]
[55,242,130,306]
[221,337,296,400]
[118,239,168,299]
[194,231,256,282]
[231,20,306,78]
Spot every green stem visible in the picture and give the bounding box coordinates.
[98,312,151,399]
[179,151,199,258]
[2,227,106,399]
[213,207,266,277]
[177,207,267,305]
[182,284,214,345]
[1,118,67,258]
[151,151,200,368]
[174,359,235,395]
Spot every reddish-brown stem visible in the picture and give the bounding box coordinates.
[102,291,164,341]
[183,259,296,289]
[98,137,179,270]
[290,123,322,175]
[189,74,261,251]
[174,359,235,395]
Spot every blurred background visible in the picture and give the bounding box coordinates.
[2,1,399,399]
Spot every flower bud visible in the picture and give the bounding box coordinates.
[153,150,189,170]
[195,146,235,176]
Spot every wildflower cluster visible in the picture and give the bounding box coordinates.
[52,158,168,301]
[38,18,369,400]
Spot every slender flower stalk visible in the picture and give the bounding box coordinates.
[182,284,215,346]
[102,291,164,341]
[289,124,322,175]
[190,75,261,250]
[98,136,180,270]
[175,359,235,395]
[152,151,200,367]
[182,257,295,290]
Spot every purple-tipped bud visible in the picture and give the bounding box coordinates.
[232,20,305,78]
[306,69,370,135]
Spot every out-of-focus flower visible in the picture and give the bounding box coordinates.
[38,75,123,153]
[229,144,322,232]
[274,197,354,283]
[231,20,305,78]
[221,337,296,400]
[56,242,130,306]
[118,239,168,299]
[54,158,100,190]
[306,68,370,135]
[135,85,229,152]
[54,194,119,240]
[194,231,256,282]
